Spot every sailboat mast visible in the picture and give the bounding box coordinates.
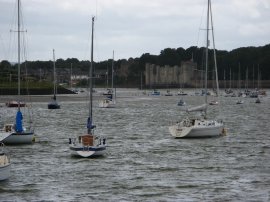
[111,50,114,89]
[230,68,231,89]
[70,63,72,89]
[89,16,94,129]
[18,0,21,97]
[205,0,210,111]
[106,62,109,88]
[140,72,143,90]
[238,63,241,90]
[53,49,56,98]
[112,50,116,103]
[209,0,220,98]
[257,64,260,89]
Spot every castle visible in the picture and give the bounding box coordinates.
[145,60,200,88]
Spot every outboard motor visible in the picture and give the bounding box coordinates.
[68,138,72,144]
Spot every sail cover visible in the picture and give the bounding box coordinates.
[187,104,207,113]
[87,117,96,129]
[15,110,23,132]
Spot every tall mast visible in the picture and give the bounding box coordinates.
[112,50,116,103]
[209,0,219,98]
[229,68,231,89]
[70,63,72,89]
[111,50,114,89]
[257,64,260,89]
[88,16,94,134]
[204,0,210,114]
[238,63,241,89]
[224,70,226,89]
[53,49,56,98]
[106,62,109,88]
[18,0,21,97]
[140,72,143,90]
[246,67,248,90]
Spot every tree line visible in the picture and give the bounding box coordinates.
[1,43,269,87]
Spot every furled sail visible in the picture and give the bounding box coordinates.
[15,110,23,132]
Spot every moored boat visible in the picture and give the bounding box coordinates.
[169,0,225,138]
[69,17,106,157]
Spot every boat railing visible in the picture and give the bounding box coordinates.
[1,124,14,132]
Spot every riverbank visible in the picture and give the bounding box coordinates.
[0,86,75,95]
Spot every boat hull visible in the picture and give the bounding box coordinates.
[169,121,224,138]
[70,145,106,157]
[48,104,60,109]
[6,101,26,108]
[98,100,115,108]
[2,132,34,145]
[0,153,11,181]
[0,164,11,181]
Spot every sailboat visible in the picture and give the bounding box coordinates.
[177,98,186,106]
[69,17,106,157]
[0,142,11,181]
[99,51,116,108]
[48,49,60,109]
[1,0,34,145]
[169,0,224,138]
[6,100,26,108]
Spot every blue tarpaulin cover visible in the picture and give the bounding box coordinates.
[15,110,23,132]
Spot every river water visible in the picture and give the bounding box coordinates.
[0,89,269,201]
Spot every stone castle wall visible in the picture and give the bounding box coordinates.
[145,61,198,88]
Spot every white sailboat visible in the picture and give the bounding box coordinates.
[0,143,11,181]
[48,49,60,109]
[99,51,116,108]
[69,17,106,157]
[169,0,225,138]
[1,0,34,145]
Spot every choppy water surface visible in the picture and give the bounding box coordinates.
[1,89,270,201]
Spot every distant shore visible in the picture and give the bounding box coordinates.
[0,86,75,95]
[0,93,105,103]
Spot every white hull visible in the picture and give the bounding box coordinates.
[3,132,34,145]
[70,145,106,157]
[0,146,11,181]
[169,119,224,138]
[0,132,12,142]
[69,135,107,158]
[98,100,115,108]
[0,164,11,181]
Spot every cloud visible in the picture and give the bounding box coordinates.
[0,0,269,62]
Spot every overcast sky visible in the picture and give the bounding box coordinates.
[0,0,269,62]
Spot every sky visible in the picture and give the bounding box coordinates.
[0,0,269,62]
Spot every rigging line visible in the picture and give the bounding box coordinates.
[94,24,100,63]
[83,19,92,61]
[0,34,8,60]
[196,2,206,48]
[95,0,98,20]
[8,1,17,63]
